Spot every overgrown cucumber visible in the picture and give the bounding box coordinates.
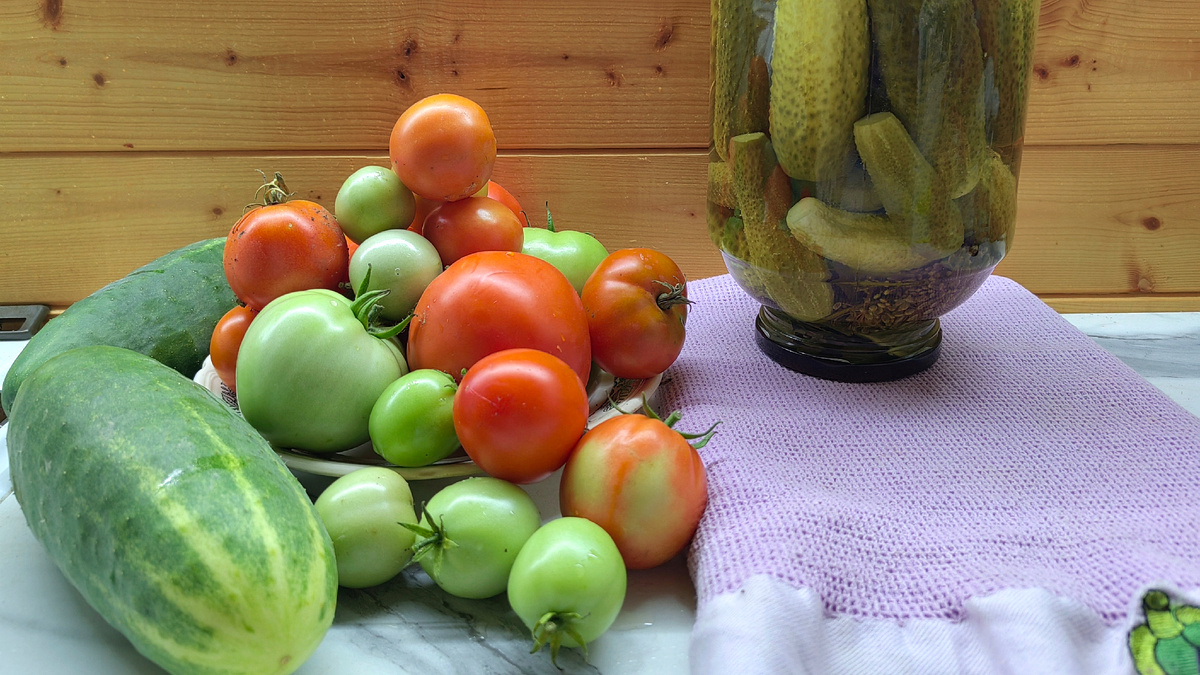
[1,238,236,414]
[769,0,869,182]
[7,346,337,675]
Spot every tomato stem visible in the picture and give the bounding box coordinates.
[402,506,457,570]
[530,611,588,666]
[545,202,557,232]
[243,170,294,212]
[653,280,693,312]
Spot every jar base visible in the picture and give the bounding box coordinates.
[754,307,942,383]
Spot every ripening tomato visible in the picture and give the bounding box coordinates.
[485,180,528,227]
[454,349,589,484]
[407,194,443,235]
[390,94,497,202]
[423,197,524,266]
[407,251,592,384]
[224,180,349,311]
[209,305,256,392]
[559,412,711,569]
[581,248,689,379]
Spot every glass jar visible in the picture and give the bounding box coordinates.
[708,0,1039,381]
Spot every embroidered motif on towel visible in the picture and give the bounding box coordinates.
[1129,590,1200,675]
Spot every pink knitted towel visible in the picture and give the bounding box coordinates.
[659,274,1200,670]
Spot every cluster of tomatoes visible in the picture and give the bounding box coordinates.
[205,93,713,661]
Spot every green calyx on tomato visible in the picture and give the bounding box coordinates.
[634,399,719,448]
[520,205,609,295]
[236,287,408,453]
[400,477,541,599]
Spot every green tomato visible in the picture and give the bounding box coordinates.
[349,229,443,321]
[520,210,608,294]
[314,467,417,588]
[236,288,408,453]
[369,369,460,467]
[507,517,627,664]
[335,165,417,244]
[406,477,540,599]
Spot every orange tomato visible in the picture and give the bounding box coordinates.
[209,305,257,392]
[422,197,524,266]
[407,194,443,235]
[223,199,349,311]
[484,180,528,227]
[389,94,497,202]
[407,251,592,385]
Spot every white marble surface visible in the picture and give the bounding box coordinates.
[1,310,1197,674]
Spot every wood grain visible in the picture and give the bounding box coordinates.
[995,144,1200,295]
[2,0,1198,151]
[3,144,1196,311]
[0,0,708,152]
[0,152,722,309]
[1025,0,1200,146]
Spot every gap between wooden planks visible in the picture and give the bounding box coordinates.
[1,144,1197,311]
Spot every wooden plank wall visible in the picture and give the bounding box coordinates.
[1,0,1198,313]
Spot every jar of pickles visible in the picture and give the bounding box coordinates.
[708,0,1039,381]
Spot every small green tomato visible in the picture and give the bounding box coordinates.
[314,467,418,589]
[335,165,417,244]
[370,369,460,467]
[521,207,608,294]
[405,477,541,599]
[507,517,627,664]
[349,229,443,321]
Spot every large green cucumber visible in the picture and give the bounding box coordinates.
[7,346,337,675]
[1,238,236,414]
[769,0,869,182]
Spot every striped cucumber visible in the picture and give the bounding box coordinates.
[853,112,965,255]
[1,238,236,414]
[730,132,833,320]
[7,346,337,675]
[769,0,869,182]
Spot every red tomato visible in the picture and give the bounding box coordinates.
[422,197,524,266]
[559,413,709,569]
[485,180,528,227]
[209,305,256,392]
[407,251,591,384]
[581,248,689,379]
[390,94,497,202]
[224,199,349,311]
[407,194,442,235]
[454,348,589,484]
[345,234,359,260]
